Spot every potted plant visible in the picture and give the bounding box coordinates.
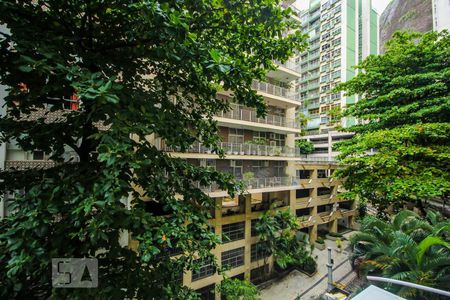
[243,171,255,189]
[300,256,317,276]
[326,231,343,241]
[314,237,326,250]
[274,147,282,156]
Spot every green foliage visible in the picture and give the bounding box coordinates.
[255,209,314,271]
[0,0,307,299]
[335,31,450,212]
[295,112,311,134]
[217,278,260,300]
[296,139,315,155]
[328,232,343,238]
[245,137,268,145]
[316,237,324,244]
[350,211,450,299]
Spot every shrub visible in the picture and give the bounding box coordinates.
[328,232,343,238]
[302,256,317,274]
[316,237,324,244]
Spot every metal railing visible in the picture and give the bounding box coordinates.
[198,176,301,193]
[251,80,299,101]
[161,142,302,157]
[5,160,56,170]
[215,109,299,129]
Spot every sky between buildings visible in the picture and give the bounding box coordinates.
[294,0,393,14]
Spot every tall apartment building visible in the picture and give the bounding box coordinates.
[380,0,450,53]
[296,0,378,162]
[0,3,357,299]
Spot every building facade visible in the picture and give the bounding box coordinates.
[295,0,378,163]
[0,2,358,299]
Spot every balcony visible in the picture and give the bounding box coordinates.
[215,108,299,129]
[5,160,56,170]
[161,142,301,158]
[252,80,299,101]
[274,60,301,73]
[198,176,300,194]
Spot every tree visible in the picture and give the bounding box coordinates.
[255,208,313,275]
[350,211,450,299]
[335,31,450,213]
[217,278,260,300]
[0,1,307,298]
[295,139,314,155]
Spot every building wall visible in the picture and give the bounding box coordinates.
[298,0,378,134]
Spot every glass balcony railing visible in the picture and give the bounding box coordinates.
[274,60,302,73]
[161,142,302,157]
[198,176,301,193]
[215,108,299,129]
[252,80,299,101]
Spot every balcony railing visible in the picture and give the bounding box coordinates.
[274,60,301,73]
[5,160,56,170]
[198,176,300,193]
[251,80,299,101]
[161,142,302,157]
[215,109,299,129]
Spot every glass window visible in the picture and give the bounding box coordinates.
[192,258,215,281]
[221,247,245,269]
[32,150,44,160]
[222,222,245,243]
[251,243,270,262]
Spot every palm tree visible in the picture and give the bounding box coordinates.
[350,211,450,299]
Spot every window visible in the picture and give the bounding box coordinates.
[321,117,329,124]
[228,128,244,144]
[321,105,330,113]
[321,85,330,93]
[317,169,327,178]
[321,43,330,51]
[251,219,258,236]
[318,187,333,196]
[196,284,215,300]
[221,247,245,269]
[320,75,329,83]
[230,160,243,178]
[32,150,44,160]
[222,222,245,243]
[273,161,284,177]
[297,170,312,179]
[332,38,341,46]
[296,189,312,198]
[296,208,311,217]
[332,70,341,79]
[251,243,269,262]
[192,258,215,281]
[250,265,268,284]
[333,49,341,57]
[200,159,216,171]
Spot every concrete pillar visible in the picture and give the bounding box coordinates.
[310,224,318,242]
[328,219,338,233]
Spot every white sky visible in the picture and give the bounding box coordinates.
[294,0,393,14]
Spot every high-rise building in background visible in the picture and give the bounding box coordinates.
[296,0,378,162]
[380,0,450,53]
